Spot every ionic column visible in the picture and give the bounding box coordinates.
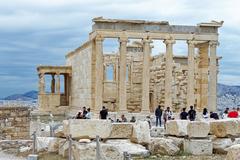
[187,40,196,107]
[197,43,209,111]
[118,36,128,112]
[94,35,104,113]
[141,38,152,113]
[39,73,45,94]
[51,74,55,93]
[164,39,175,108]
[208,41,218,112]
[56,73,60,94]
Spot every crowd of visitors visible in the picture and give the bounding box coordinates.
[74,104,240,130]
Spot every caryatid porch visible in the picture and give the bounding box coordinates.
[37,66,72,111]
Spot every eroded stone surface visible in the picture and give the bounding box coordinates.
[187,121,210,138]
[109,123,133,139]
[63,119,112,139]
[149,138,180,156]
[166,120,189,137]
[212,138,232,154]
[210,119,239,138]
[131,121,150,145]
[226,144,240,160]
[184,139,212,155]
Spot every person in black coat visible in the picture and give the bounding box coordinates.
[155,105,163,127]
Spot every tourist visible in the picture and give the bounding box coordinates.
[222,107,229,119]
[85,108,92,119]
[108,117,114,123]
[188,106,196,121]
[99,106,108,119]
[210,111,219,120]
[237,107,240,117]
[121,114,127,122]
[228,107,239,118]
[202,108,209,119]
[180,108,188,120]
[155,105,163,127]
[82,106,88,119]
[130,116,136,123]
[145,115,151,129]
[75,111,82,119]
[163,107,172,128]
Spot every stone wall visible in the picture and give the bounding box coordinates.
[66,41,93,113]
[0,107,30,140]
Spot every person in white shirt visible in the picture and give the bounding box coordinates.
[202,108,209,119]
[85,108,92,119]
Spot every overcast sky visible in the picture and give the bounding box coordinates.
[0,0,240,98]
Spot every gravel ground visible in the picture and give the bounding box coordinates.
[134,155,226,160]
[0,152,25,160]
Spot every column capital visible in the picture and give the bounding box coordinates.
[95,35,104,42]
[142,38,152,44]
[118,36,128,43]
[209,41,219,47]
[187,40,198,46]
[163,39,176,45]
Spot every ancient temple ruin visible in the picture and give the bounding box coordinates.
[37,17,223,114]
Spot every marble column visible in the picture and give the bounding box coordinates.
[164,39,175,108]
[187,40,196,107]
[39,73,45,94]
[208,41,218,112]
[51,74,55,93]
[141,38,152,113]
[198,43,209,111]
[56,73,60,94]
[94,35,104,113]
[118,36,128,112]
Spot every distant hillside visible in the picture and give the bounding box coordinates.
[1,83,240,110]
[217,84,240,110]
[3,90,38,101]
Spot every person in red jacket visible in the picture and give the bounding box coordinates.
[228,107,239,118]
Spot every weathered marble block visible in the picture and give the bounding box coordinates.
[131,121,150,145]
[63,119,112,139]
[212,138,233,154]
[187,121,210,138]
[226,144,240,160]
[210,119,239,138]
[184,139,212,155]
[166,120,189,137]
[109,123,133,139]
[149,138,180,156]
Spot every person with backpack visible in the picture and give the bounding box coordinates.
[155,105,163,127]
[188,106,196,121]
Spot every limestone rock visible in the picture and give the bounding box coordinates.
[233,138,240,145]
[131,121,150,145]
[36,137,64,152]
[187,121,210,138]
[212,138,233,154]
[54,125,65,138]
[167,136,184,150]
[109,123,133,139]
[150,127,165,137]
[72,142,123,160]
[210,119,239,138]
[226,144,240,160]
[79,139,91,143]
[106,139,150,157]
[166,120,189,137]
[149,138,180,156]
[184,139,212,155]
[63,119,112,139]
